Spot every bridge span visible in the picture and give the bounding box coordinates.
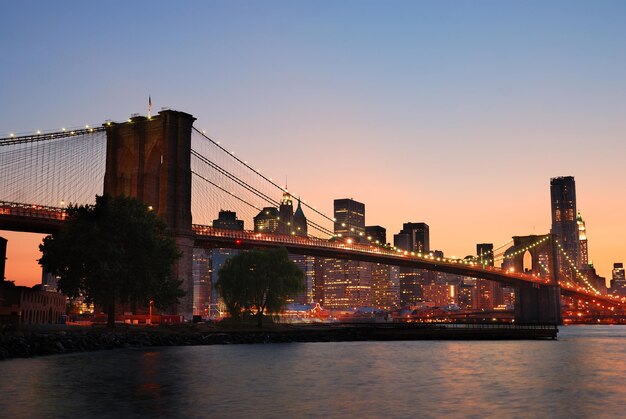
[2,197,618,315]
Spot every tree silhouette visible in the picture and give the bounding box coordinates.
[216,247,304,326]
[39,195,184,327]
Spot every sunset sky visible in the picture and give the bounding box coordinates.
[1,1,626,286]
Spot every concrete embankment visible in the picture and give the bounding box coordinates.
[0,323,557,360]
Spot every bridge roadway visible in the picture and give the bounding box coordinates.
[191,226,623,308]
[0,201,622,308]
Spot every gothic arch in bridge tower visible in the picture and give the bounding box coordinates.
[523,250,533,272]
[502,234,553,278]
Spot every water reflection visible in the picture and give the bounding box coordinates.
[1,326,625,418]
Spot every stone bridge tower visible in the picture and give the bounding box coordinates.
[502,234,562,324]
[103,110,195,317]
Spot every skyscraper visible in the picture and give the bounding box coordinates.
[550,176,578,277]
[393,222,429,253]
[254,207,280,233]
[278,190,294,235]
[334,198,365,241]
[370,264,400,310]
[577,210,589,268]
[212,210,244,230]
[192,248,212,317]
[322,258,372,308]
[365,225,386,245]
[611,263,626,296]
[292,198,308,237]
[394,222,430,307]
[474,243,503,310]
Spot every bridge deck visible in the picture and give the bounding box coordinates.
[0,200,622,308]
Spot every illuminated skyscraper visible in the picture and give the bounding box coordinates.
[322,259,372,308]
[289,254,315,303]
[577,210,588,268]
[278,190,294,235]
[192,248,212,317]
[371,264,400,310]
[611,263,626,295]
[550,176,578,276]
[474,243,502,310]
[334,198,365,241]
[394,222,430,307]
[254,207,279,233]
[365,225,386,245]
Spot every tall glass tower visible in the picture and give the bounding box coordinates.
[333,198,365,242]
[550,176,578,278]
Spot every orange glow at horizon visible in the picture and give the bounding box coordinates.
[1,231,45,287]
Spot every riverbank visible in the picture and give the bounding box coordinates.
[0,323,558,360]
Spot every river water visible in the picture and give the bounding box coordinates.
[1,326,625,418]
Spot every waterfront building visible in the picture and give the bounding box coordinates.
[322,258,372,308]
[399,269,423,307]
[334,198,365,242]
[0,281,66,325]
[289,254,315,303]
[212,210,244,230]
[550,176,579,277]
[192,248,212,317]
[457,282,474,309]
[313,258,326,306]
[371,264,400,310]
[472,279,498,311]
[422,283,456,307]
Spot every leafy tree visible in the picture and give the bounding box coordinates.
[39,195,184,327]
[216,247,305,326]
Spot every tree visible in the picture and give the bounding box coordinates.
[216,247,305,326]
[39,195,184,328]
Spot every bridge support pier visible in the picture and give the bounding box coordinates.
[514,284,562,325]
[104,110,196,318]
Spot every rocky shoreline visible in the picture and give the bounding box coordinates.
[0,323,558,360]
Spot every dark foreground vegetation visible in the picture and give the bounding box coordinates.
[0,322,557,360]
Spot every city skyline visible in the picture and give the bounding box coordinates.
[2,1,626,285]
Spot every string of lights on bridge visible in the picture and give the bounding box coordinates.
[554,239,601,295]
[472,236,549,266]
[5,123,625,309]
